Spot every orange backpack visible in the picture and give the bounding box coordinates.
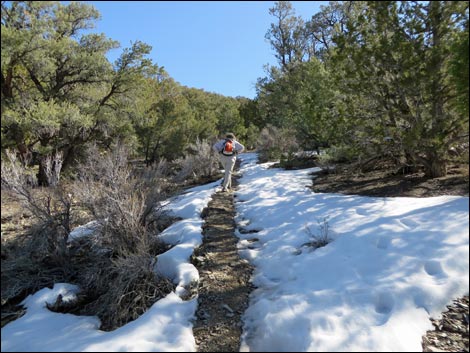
[221,139,234,156]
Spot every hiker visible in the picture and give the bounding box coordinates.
[213,133,245,192]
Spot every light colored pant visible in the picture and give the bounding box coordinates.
[220,154,237,189]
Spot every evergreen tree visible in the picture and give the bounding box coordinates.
[330,1,468,176]
[1,1,155,185]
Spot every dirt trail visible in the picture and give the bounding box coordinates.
[192,174,254,352]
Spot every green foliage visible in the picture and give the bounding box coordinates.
[266,1,308,70]
[317,145,359,165]
[447,2,469,118]
[256,58,336,152]
[327,1,469,176]
[306,1,352,60]
[244,123,261,151]
[131,72,254,165]
[2,2,163,184]
[257,1,468,177]
[5,0,465,183]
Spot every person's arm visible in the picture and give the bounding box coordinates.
[235,141,245,153]
[213,140,223,153]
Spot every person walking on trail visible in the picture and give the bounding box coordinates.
[213,133,245,192]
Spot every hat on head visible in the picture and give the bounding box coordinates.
[226,132,235,139]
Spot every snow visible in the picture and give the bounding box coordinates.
[235,154,469,352]
[67,220,101,242]
[156,180,220,297]
[1,152,468,352]
[0,284,195,352]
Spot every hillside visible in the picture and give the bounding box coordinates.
[2,153,468,352]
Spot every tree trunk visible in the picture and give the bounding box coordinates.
[150,136,162,165]
[422,149,447,178]
[407,150,447,178]
[426,158,447,178]
[37,151,64,186]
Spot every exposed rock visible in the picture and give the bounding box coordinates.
[192,171,254,352]
[422,296,469,352]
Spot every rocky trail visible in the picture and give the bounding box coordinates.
[191,173,254,352]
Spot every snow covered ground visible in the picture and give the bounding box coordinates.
[2,152,468,352]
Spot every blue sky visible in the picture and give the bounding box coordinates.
[86,1,327,99]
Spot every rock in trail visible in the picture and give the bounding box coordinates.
[192,175,254,352]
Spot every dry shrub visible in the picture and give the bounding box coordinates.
[256,125,299,163]
[1,249,64,324]
[136,158,174,193]
[72,143,166,255]
[68,252,174,331]
[303,217,332,249]
[1,153,74,270]
[2,150,75,318]
[65,142,176,330]
[174,138,221,183]
[2,144,178,331]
